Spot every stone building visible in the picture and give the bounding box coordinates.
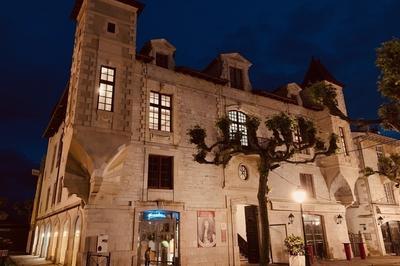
[347,132,400,256]
[29,0,363,265]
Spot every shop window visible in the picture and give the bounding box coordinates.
[148,155,173,189]
[300,173,316,198]
[98,66,115,112]
[228,110,248,146]
[229,67,244,90]
[149,92,172,132]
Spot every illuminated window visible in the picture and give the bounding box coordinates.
[149,92,171,132]
[293,123,310,155]
[98,66,115,112]
[148,155,173,189]
[229,67,244,90]
[228,110,248,146]
[300,173,315,198]
[339,127,348,155]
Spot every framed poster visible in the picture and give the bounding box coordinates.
[197,211,216,248]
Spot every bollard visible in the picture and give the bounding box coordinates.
[343,243,351,261]
[358,242,366,259]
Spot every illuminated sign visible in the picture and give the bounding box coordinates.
[143,210,180,221]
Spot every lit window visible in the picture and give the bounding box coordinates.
[228,111,248,146]
[339,127,348,155]
[149,92,171,132]
[300,173,315,198]
[98,66,115,112]
[229,67,244,90]
[148,155,173,189]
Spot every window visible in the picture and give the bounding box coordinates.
[51,179,57,206]
[300,173,315,198]
[376,145,384,171]
[57,177,63,203]
[45,187,51,210]
[228,111,248,146]
[107,22,116,33]
[149,92,172,131]
[229,67,244,90]
[98,66,115,111]
[339,127,348,155]
[50,144,58,172]
[156,53,169,69]
[384,182,395,204]
[293,123,310,155]
[148,155,173,189]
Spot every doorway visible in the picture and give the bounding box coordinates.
[270,224,288,263]
[138,210,180,266]
[235,205,260,264]
[381,221,400,255]
[304,214,326,259]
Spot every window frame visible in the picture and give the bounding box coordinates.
[384,182,396,204]
[339,127,349,156]
[228,110,248,146]
[155,53,169,69]
[300,173,316,198]
[147,155,174,190]
[229,66,244,90]
[149,91,172,132]
[97,66,116,112]
[107,22,116,33]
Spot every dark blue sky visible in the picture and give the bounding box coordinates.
[1,0,399,199]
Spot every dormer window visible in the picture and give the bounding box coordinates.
[229,67,244,90]
[156,53,169,69]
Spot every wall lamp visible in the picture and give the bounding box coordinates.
[288,213,295,224]
[377,216,384,225]
[335,214,343,224]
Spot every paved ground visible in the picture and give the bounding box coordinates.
[8,255,56,266]
[9,255,400,266]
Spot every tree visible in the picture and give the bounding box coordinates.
[305,38,400,184]
[188,113,338,265]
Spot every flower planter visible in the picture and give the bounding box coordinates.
[289,255,305,266]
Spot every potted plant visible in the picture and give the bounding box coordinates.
[284,234,305,266]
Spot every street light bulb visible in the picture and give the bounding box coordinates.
[293,187,307,203]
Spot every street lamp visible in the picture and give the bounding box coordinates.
[293,187,310,266]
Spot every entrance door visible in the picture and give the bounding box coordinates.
[270,225,288,263]
[381,221,400,254]
[245,205,260,263]
[138,210,180,266]
[304,215,326,259]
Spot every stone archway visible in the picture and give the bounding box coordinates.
[59,219,70,265]
[50,220,60,261]
[329,174,355,205]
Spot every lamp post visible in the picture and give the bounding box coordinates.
[293,187,310,266]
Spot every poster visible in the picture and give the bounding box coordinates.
[197,211,216,248]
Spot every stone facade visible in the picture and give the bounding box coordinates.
[28,0,374,265]
[348,132,400,256]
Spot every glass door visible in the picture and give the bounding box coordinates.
[304,214,326,259]
[138,210,180,266]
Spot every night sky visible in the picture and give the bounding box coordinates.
[1,0,400,200]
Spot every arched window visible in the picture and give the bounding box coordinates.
[228,111,248,146]
[71,216,81,266]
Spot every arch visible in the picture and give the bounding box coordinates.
[41,223,51,258]
[102,144,128,176]
[329,174,354,205]
[71,216,82,266]
[32,225,39,255]
[50,219,60,261]
[59,218,70,265]
[36,224,45,256]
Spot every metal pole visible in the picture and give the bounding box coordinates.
[300,203,310,266]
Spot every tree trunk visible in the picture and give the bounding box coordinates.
[257,158,270,265]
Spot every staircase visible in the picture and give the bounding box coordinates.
[238,234,248,261]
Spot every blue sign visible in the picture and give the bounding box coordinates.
[143,210,180,221]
